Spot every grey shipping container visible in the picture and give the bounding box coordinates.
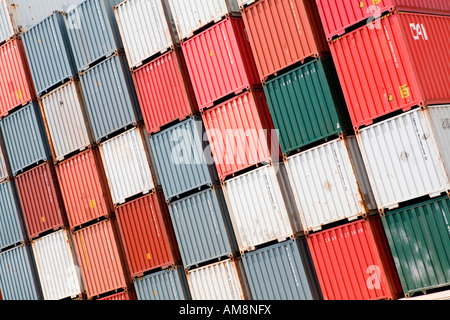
[0,245,43,300]
[0,102,51,176]
[149,117,219,202]
[0,181,26,251]
[242,238,323,300]
[134,267,191,300]
[168,187,238,269]
[66,0,123,72]
[80,53,141,143]
[22,11,76,97]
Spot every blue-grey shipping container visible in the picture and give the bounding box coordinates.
[0,102,51,176]
[22,11,76,97]
[168,187,238,269]
[80,53,141,143]
[0,181,26,251]
[66,0,123,72]
[149,117,219,202]
[242,238,323,300]
[0,245,43,300]
[134,267,191,300]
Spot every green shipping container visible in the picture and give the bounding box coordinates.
[382,196,450,298]
[263,57,351,156]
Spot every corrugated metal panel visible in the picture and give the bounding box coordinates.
[242,238,322,300]
[241,0,329,82]
[116,192,180,278]
[0,181,26,250]
[0,38,36,116]
[285,137,377,233]
[356,107,449,211]
[80,54,140,142]
[263,57,351,156]
[0,245,42,300]
[307,217,403,300]
[0,102,51,176]
[167,0,240,41]
[149,117,219,202]
[40,80,91,162]
[134,267,191,300]
[66,0,123,72]
[100,127,155,205]
[98,290,137,300]
[381,195,450,297]
[0,0,14,44]
[133,49,197,135]
[427,105,450,180]
[114,0,175,69]
[0,140,9,182]
[56,148,114,229]
[168,187,238,269]
[31,229,84,300]
[202,90,277,181]
[15,162,66,240]
[181,17,260,110]
[222,163,302,253]
[186,258,249,300]
[22,12,76,96]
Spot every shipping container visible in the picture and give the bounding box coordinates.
[31,229,84,300]
[382,195,450,298]
[0,37,36,117]
[98,290,137,300]
[72,219,130,299]
[316,0,450,41]
[168,187,238,269]
[181,17,260,110]
[0,102,51,176]
[80,54,141,143]
[40,80,92,161]
[0,181,26,251]
[285,136,377,233]
[15,162,66,240]
[56,148,114,229]
[307,216,403,300]
[116,192,180,278]
[222,163,302,253]
[356,106,449,211]
[149,117,219,202]
[202,90,278,181]
[242,238,322,300]
[100,127,155,205]
[167,0,240,41]
[401,290,450,301]
[22,11,76,96]
[331,12,450,130]
[133,49,197,135]
[0,245,43,300]
[186,258,250,300]
[134,267,191,300]
[0,0,14,44]
[0,138,9,182]
[114,0,177,69]
[241,0,329,82]
[264,57,351,156]
[66,0,123,72]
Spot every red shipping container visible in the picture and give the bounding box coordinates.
[330,11,450,130]
[316,0,450,41]
[116,192,180,278]
[73,219,131,299]
[307,216,403,300]
[15,161,66,239]
[56,148,114,229]
[0,37,36,117]
[242,0,329,82]
[133,50,198,135]
[202,90,278,181]
[98,290,137,300]
[181,17,260,111]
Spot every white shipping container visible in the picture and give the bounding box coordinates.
[100,127,155,205]
[357,105,450,211]
[31,229,84,300]
[285,137,377,233]
[0,0,14,43]
[0,143,8,182]
[222,164,302,253]
[236,0,255,8]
